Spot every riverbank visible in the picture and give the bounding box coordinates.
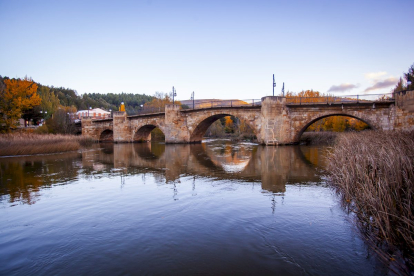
[326,131,414,274]
[0,133,94,156]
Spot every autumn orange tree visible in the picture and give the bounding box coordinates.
[144,92,181,112]
[0,77,41,132]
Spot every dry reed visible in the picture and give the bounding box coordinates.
[326,131,414,272]
[0,133,95,156]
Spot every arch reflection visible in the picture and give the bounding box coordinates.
[94,140,322,193]
[0,141,324,205]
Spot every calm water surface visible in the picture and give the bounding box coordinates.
[0,140,389,275]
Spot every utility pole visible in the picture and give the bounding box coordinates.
[273,74,276,96]
[172,86,177,104]
[191,91,195,109]
[282,82,285,97]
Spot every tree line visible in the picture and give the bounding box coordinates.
[0,76,154,133]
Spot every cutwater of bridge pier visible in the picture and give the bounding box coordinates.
[82,93,414,145]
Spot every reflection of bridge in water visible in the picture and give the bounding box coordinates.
[82,142,324,193]
[0,142,327,204]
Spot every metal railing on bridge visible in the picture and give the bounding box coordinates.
[130,99,262,115]
[182,99,262,110]
[128,92,397,116]
[286,93,395,105]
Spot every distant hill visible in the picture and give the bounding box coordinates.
[180,99,251,109]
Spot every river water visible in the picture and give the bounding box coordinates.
[0,140,390,275]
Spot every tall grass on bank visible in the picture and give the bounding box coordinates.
[326,131,414,271]
[0,133,94,156]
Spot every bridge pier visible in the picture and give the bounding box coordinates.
[164,104,190,144]
[260,96,294,145]
[113,111,131,142]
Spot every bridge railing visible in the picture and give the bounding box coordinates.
[286,93,395,105]
[128,100,262,115]
[133,107,165,115]
[183,99,262,110]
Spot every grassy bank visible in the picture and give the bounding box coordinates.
[326,131,414,273]
[0,133,94,156]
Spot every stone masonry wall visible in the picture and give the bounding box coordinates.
[394,90,414,131]
[164,104,190,143]
[82,118,113,140]
[184,107,262,143]
[113,111,131,142]
[259,97,291,145]
[287,103,396,143]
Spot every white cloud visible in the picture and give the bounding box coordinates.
[327,83,359,93]
[364,77,398,92]
[365,71,387,81]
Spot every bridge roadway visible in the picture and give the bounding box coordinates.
[82,93,414,145]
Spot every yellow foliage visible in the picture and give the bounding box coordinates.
[225,116,233,127]
[0,78,41,132]
[144,92,181,111]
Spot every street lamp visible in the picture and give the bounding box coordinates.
[88,107,92,117]
[172,86,177,104]
[40,110,47,124]
[191,91,195,109]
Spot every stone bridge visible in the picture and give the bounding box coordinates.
[82,92,414,145]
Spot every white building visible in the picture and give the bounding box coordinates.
[76,108,111,120]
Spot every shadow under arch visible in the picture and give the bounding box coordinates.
[295,114,372,141]
[134,124,165,142]
[190,113,257,143]
[99,129,114,142]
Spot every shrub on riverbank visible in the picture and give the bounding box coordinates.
[0,133,94,156]
[326,131,414,271]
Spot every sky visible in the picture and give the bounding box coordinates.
[1,0,413,101]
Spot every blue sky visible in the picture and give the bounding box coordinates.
[1,0,413,101]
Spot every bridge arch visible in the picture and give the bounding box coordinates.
[99,129,114,142]
[189,112,259,143]
[294,113,373,141]
[133,124,165,142]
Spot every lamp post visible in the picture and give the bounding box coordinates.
[40,110,47,125]
[172,86,177,104]
[88,107,92,117]
[191,91,195,109]
[273,74,276,96]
